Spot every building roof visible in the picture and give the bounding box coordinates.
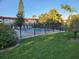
[0,16,34,21]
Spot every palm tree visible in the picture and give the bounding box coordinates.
[61,4,77,20]
[61,4,76,14]
[61,4,78,32]
[61,4,78,35]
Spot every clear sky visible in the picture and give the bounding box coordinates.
[0,0,79,19]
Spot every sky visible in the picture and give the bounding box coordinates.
[0,0,79,19]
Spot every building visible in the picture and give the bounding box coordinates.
[0,16,38,24]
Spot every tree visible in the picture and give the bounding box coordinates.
[15,0,24,38]
[15,17,24,38]
[39,9,62,30]
[39,9,62,23]
[61,4,76,23]
[39,13,49,23]
[61,4,76,14]
[67,14,79,39]
[48,9,62,30]
[48,8,62,23]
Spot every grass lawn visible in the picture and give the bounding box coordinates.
[0,32,79,59]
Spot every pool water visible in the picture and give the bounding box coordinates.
[16,28,54,32]
[15,28,59,39]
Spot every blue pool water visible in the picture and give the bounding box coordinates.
[15,28,60,39]
[16,28,54,33]
[17,28,53,33]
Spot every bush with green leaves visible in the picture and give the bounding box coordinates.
[0,24,18,49]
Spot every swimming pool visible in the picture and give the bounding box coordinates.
[15,28,60,39]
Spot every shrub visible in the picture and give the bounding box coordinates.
[0,24,18,49]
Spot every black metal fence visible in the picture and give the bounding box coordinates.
[0,19,66,39]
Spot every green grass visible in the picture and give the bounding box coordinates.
[0,32,79,59]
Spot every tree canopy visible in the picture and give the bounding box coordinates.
[39,8,62,23]
[67,14,79,31]
[61,4,76,13]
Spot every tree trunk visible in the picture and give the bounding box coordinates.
[74,31,77,39]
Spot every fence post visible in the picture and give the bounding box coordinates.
[19,26,22,39]
[2,18,4,24]
[34,23,36,35]
[44,23,46,33]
